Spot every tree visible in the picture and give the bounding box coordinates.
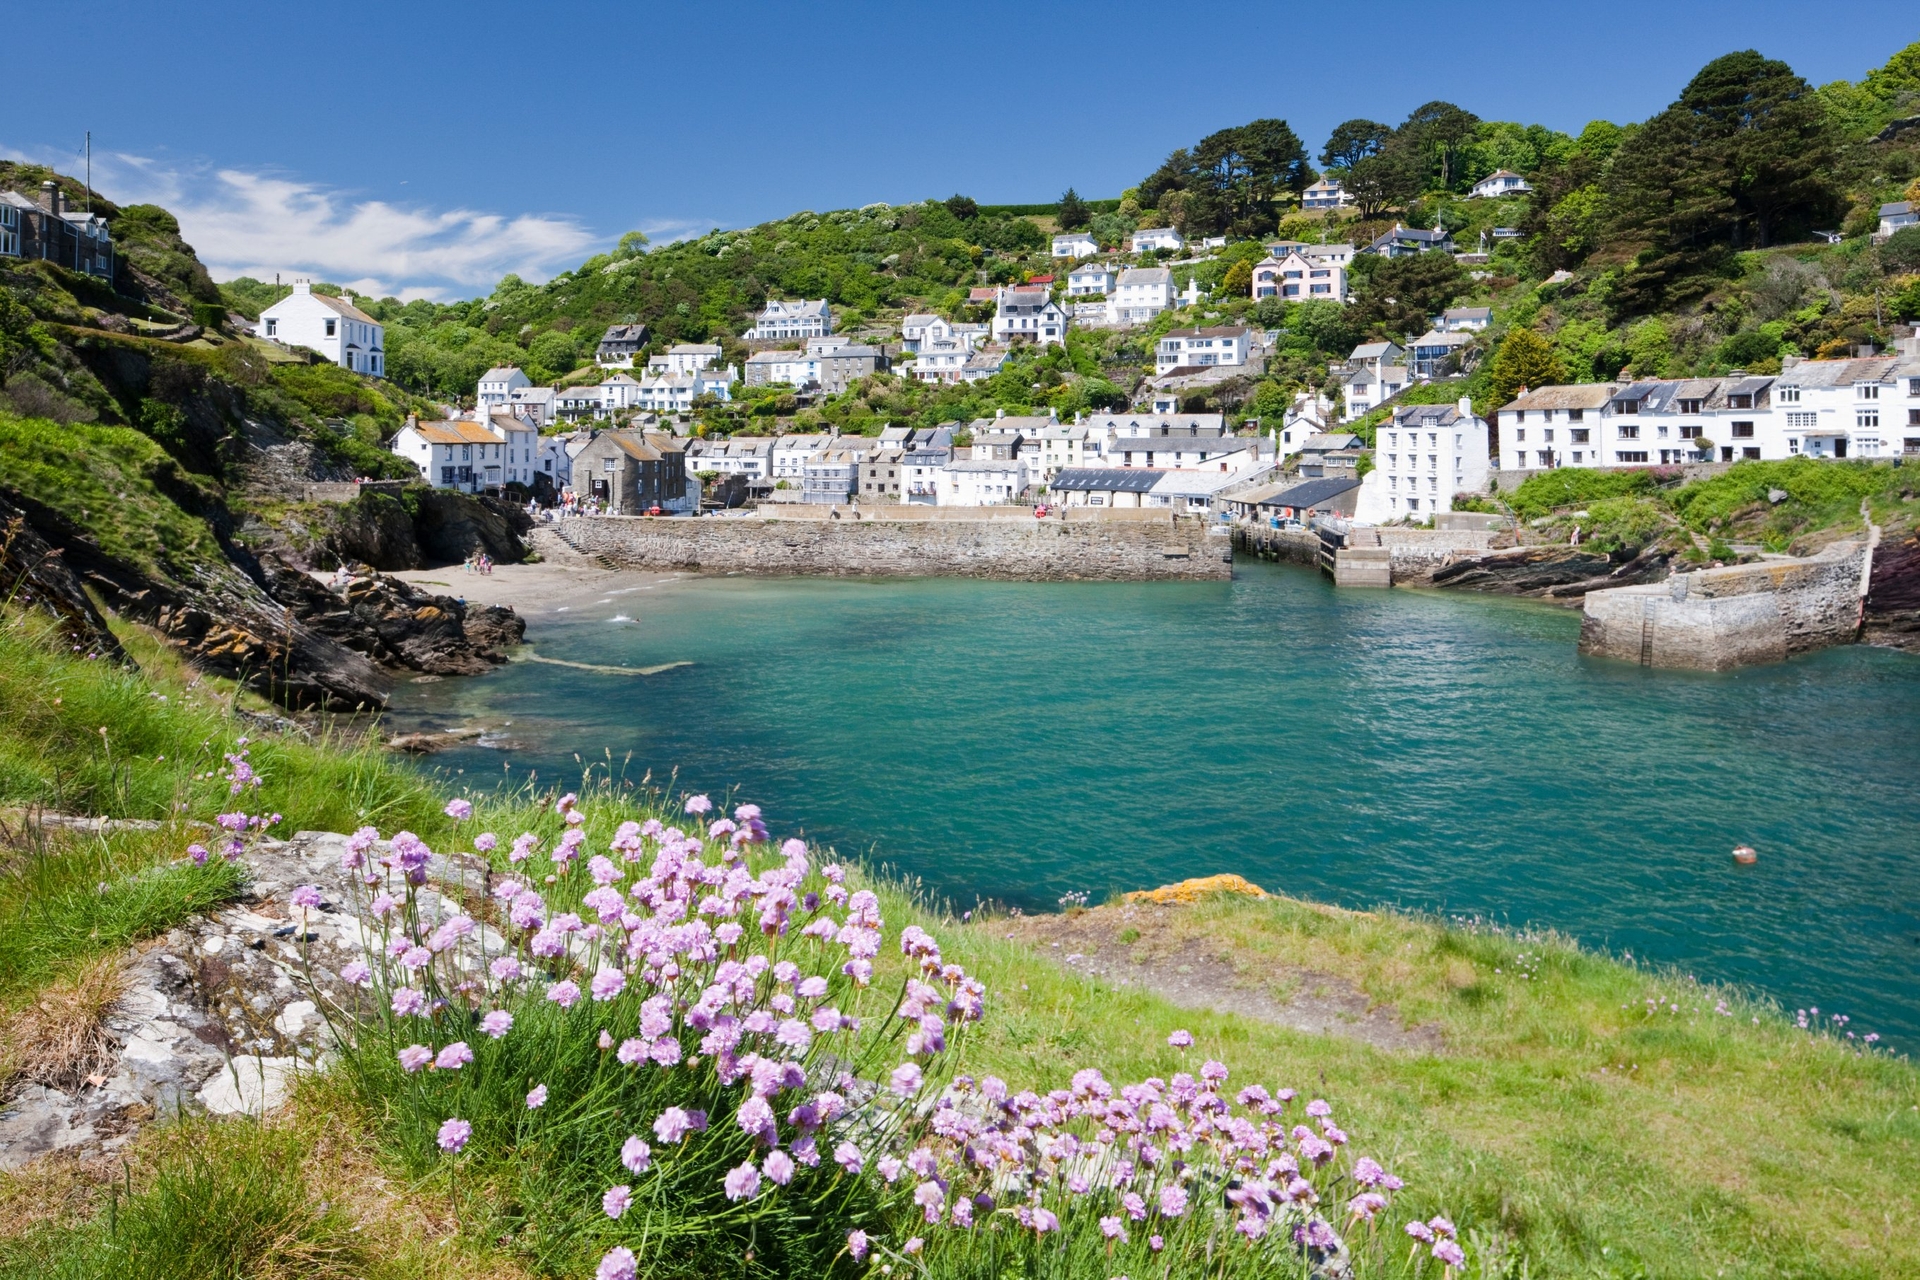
[945,194,979,221]
[1135,119,1311,237]
[1400,101,1481,190]
[1345,147,1424,218]
[1351,252,1470,337]
[1220,259,1253,295]
[1605,51,1838,317]
[615,230,650,257]
[1488,327,1565,409]
[1320,120,1393,173]
[1056,188,1091,231]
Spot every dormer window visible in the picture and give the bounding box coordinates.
[1860,384,1879,400]
[1678,399,1702,415]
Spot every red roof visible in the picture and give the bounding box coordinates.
[1027,275,1054,285]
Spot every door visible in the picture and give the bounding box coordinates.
[1835,439,1847,458]
[591,479,610,503]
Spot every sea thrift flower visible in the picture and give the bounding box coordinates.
[1100,1215,1128,1242]
[654,1107,694,1143]
[622,1136,652,1173]
[1405,1221,1435,1244]
[473,832,497,852]
[764,1149,795,1186]
[398,1045,432,1072]
[187,844,210,866]
[602,1185,632,1219]
[723,1161,760,1201]
[846,1230,870,1261]
[526,1084,548,1109]
[289,884,322,910]
[437,1118,471,1153]
[684,794,713,816]
[339,960,371,987]
[834,1141,863,1173]
[546,979,581,1008]
[597,1248,637,1280]
[435,1041,474,1070]
[1434,1239,1466,1268]
[1158,1185,1189,1217]
[391,988,427,1017]
[490,956,523,983]
[591,969,627,1001]
[369,893,396,917]
[1168,1029,1193,1048]
[890,1062,923,1096]
[480,1010,513,1038]
[444,798,472,819]
[1306,1098,1332,1118]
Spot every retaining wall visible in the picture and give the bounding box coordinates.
[1578,540,1868,669]
[555,513,1231,581]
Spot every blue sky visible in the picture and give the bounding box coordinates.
[5,3,1911,298]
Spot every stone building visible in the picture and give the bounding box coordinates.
[570,429,694,514]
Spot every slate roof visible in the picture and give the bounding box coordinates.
[1049,468,1164,492]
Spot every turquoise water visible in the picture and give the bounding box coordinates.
[393,564,1920,1046]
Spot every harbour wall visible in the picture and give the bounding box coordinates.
[554,512,1231,581]
[1577,540,1868,669]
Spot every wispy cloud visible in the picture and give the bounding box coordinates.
[5,146,613,300]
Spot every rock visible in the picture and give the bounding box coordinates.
[414,490,531,566]
[197,1056,302,1117]
[1768,488,1790,504]
[326,490,423,570]
[257,554,523,676]
[1430,544,1670,598]
[0,493,127,662]
[1864,531,1920,654]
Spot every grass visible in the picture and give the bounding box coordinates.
[0,612,1914,1278]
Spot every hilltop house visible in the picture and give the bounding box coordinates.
[991,285,1067,346]
[1068,262,1117,296]
[595,323,650,367]
[0,182,114,279]
[1434,306,1491,332]
[1880,201,1917,240]
[1108,267,1175,326]
[477,367,531,413]
[1366,223,1455,257]
[648,343,723,374]
[1051,232,1099,258]
[745,299,833,340]
[1301,179,1352,210]
[571,430,694,514]
[1251,250,1348,303]
[1130,227,1184,253]
[1469,169,1532,199]
[259,282,385,376]
[1156,326,1251,376]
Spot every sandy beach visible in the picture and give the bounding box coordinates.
[391,558,680,617]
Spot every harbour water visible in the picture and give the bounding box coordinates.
[393,563,1920,1046]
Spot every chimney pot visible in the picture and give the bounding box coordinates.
[37,180,57,213]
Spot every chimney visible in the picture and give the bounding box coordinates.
[1458,396,1474,419]
[293,280,312,295]
[37,180,58,213]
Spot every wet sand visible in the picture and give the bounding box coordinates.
[391,561,682,617]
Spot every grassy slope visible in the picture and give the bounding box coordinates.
[0,615,1912,1277]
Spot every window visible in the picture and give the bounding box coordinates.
[1568,409,1584,422]
[1514,429,1525,442]
[264,319,277,337]
[1860,384,1879,400]
[1909,379,1920,396]
[1907,438,1920,454]
[1571,428,1590,444]
[1742,447,1761,460]
[1617,424,1640,440]
[1618,451,1648,463]
[1678,399,1702,414]
[1679,424,1701,439]
[1787,411,1817,429]
[1513,410,1526,423]
[324,319,336,337]
[1779,386,1800,403]
[1858,409,1880,429]
[1657,425,1669,438]
[1544,429,1554,442]
[603,458,616,472]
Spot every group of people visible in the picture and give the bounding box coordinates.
[463,552,495,575]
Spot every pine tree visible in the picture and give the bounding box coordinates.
[1056,188,1091,231]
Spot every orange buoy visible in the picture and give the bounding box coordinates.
[1732,845,1758,865]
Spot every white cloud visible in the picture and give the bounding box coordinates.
[17,148,608,300]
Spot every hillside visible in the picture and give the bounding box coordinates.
[213,42,1920,441]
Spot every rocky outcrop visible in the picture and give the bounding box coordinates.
[1431,545,1672,598]
[1863,529,1920,654]
[413,490,532,566]
[0,827,483,1171]
[325,490,422,570]
[0,496,126,661]
[257,555,525,677]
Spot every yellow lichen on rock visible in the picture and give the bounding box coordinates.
[1123,874,1269,905]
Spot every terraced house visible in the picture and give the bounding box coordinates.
[570,429,693,514]
[0,181,114,279]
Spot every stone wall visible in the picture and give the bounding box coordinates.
[1578,540,1868,669]
[555,513,1231,580]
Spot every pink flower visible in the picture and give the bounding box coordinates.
[480,1010,513,1038]
[444,799,472,820]
[1150,1234,1165,1252]
[526,1084,548,1109]
[1306,1098,1332,1118]
[846,1229,869,1260]
[1348,1191,1388,1221]
[1100,1215,1128,1242]
[490,956,523,983]
[1167,1029,1193,1048]
[764,1149,796,1186]
[1427,1216,1457,1238]
[473,832,497,852]
[591,969,627,1001]
[890,1062,923,1096]
[723,1161,761,1201]
[1032,1209,1059,1234]
[684,794,713,816]
[436,1118,471,1153]
[391,987,427,1017]
[834,1141,863,1173]
[737,1095,776,1143]
[914,1180,943,1221]
[1405,1221,1435,1244]
[1122,1192,1147,1220]
[1434,1239,1466,1268]
[602,1184,632,1218]
[435,1041,473,1070]
[546,979,581,1008]
[397,1045,432,1072]
[649,1036,682,1067]
[617,1038,647,1065]
[904,1237,924,1255]
[622,1136,652,1173]
[1158,1184,1188,1217]
[289,884,323,910]
[597,1247,637,1280]
[339,960,372,987]
[187,843,210,866]
[654,1107,694,1143]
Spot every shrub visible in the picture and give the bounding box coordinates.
[1502,468,1658,522]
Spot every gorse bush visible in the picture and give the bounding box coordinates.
[276,790,1458,1280]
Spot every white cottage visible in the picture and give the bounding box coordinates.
[259,282,385,376]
